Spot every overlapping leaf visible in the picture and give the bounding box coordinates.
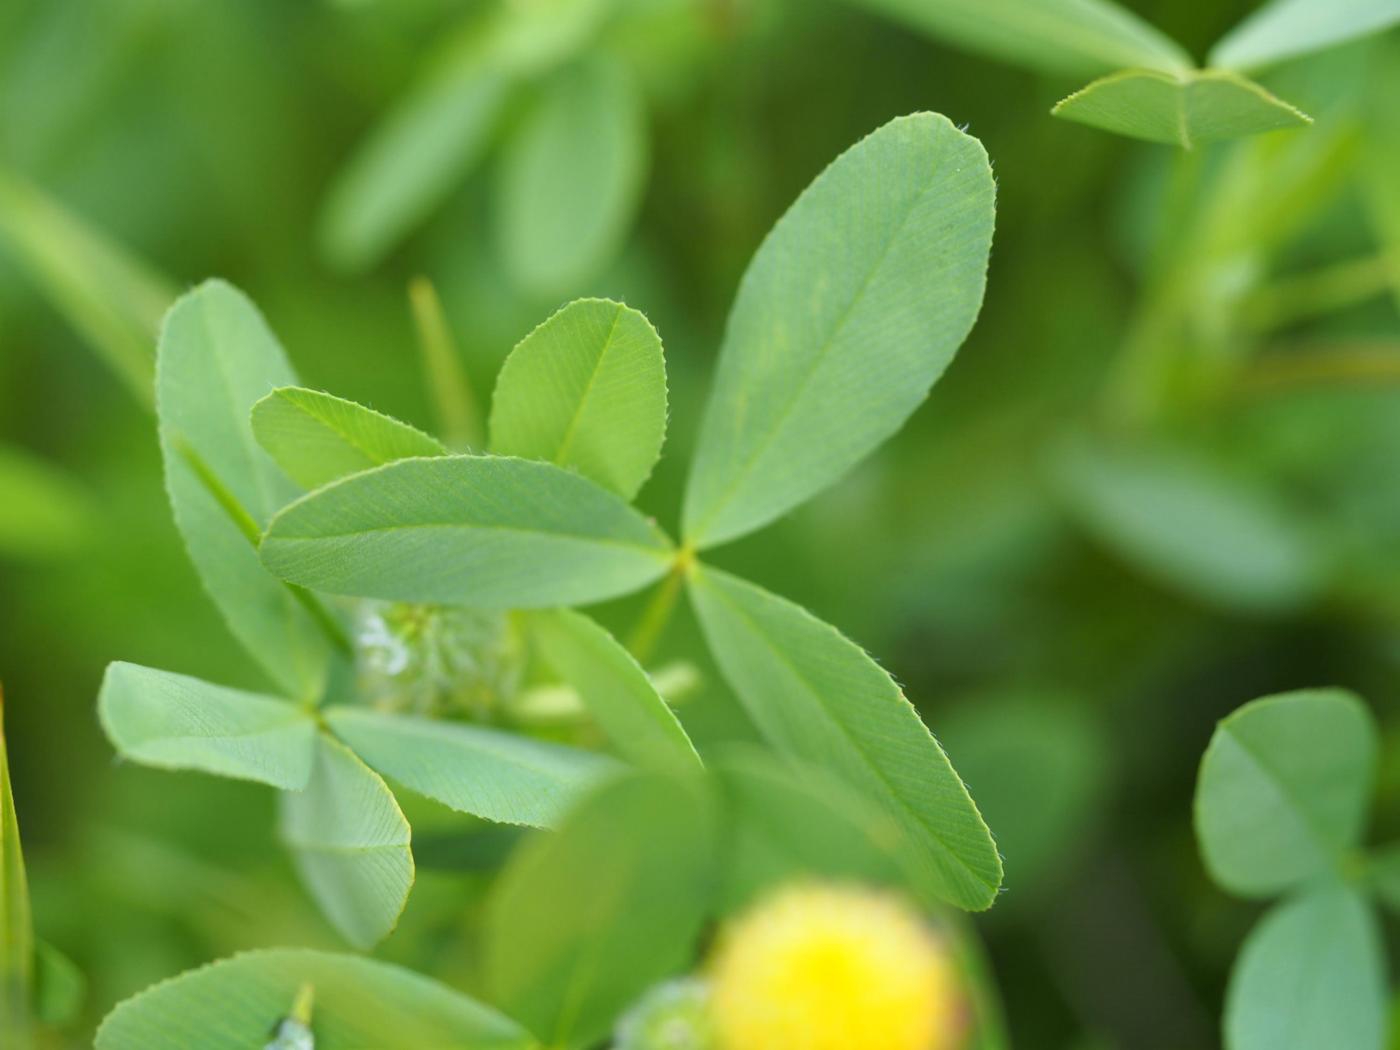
[95,949,535,1049]
[98,663,316,790]
[526,609,699,770]
[158,280,331,699]
[327,706,618,828]
[279,733,413,949]
[260,455,673,607]
[682,113,995,549]
[688,565,1001,910]
[490,299,666,500]
[251,387,445,489]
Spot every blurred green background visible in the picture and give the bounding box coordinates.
[2,1,1398,1046]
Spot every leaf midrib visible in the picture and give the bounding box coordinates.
[267,517,671,557]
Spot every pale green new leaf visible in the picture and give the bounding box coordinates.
[279,733,413,949]
[158,280,331,699]
[688,565,1001,910]
[843,0,1190,77]
[1210,0,1400,72]
[1225,887,1385,1050]
[526,609,700,770]
[95,949,535,1050]
[497,55,647,295]
[486,771,714,1048]
[98,663,316,790]
[0,445,93,561]
[1195,689,1376,898]
[0,169,175,406]
[1052,435,1324,612]
[1052,69,1312,148]
[252,387,445,489]
[261,455,674,607]
[327,706,618,827]
[682,113,995,549]
[1,692,34,1045]
[490,299,666,500]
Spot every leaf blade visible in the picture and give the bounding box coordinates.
[327,706,618,828]
[490,299,667,500]
[687,565,1001,910]
[95,948,535,1050]
[260,455,674,608]
[1210,0,1400,72]
[98,663,317,790]
[279,732,414,949]
[1194,689,1376,898]
[682,113,995,548]
[252,386,446,489]
[526,609,700,771]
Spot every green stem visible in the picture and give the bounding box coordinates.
[409,276,483,451]
[626,551,693,665]
[1244,254,1394,332]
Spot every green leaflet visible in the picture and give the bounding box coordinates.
[687,565,1001,911]
[0,168,175,406]
[1052,69,1312,148]
[1225,886,1386,1050]
[158,280,332,700]
[279,733,413,949]
[94,949,535,1050]
[526,609,700,771]
[842,0,1190,77]
[1052,435,1325,613]
[0,445,93,560]
[317,0,612,272]
[260,455,674,607]
[497,55,647,296]
[1,693,34,1045]
[1210,0,1400,72]
[98,663,316,791]
[490,299,667,500]
[326,706,619,828]
[251,386,445,489]
[485,771,714,1049]
[682,113,995,549]
[1195,689,1376,898]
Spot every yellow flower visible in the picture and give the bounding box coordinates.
[709,884,961,1050]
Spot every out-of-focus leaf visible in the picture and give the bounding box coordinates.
[842,0,1190,77]
[1,690,34,1044]
[0,444,93,560]
[1053,435,1326,613]
[251,386,445,489]
[485,771,713,1049]
[94,949,536,1049]
[158,280,332,699]
[497,56,647,296]
[1225,886,1385,1050]
[326,706,617,827]
[1195,689,1375,898]
[1367,843,1400,915]
[712,750,906,914]
[261,455,674,607]
[490,298,666,500]
[1052,69,1311,147]
[939,695,1107,901]
[526,609,700,770]
[0,169,174,405]
[1361,43,1400,311]
[98,663,316,790]
[1210,0,1400,72]
[279,733,413,949]
[318,0,612,272]
[33,940,84,1027]
[682,113,995,549]
[688,565,1002,911]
